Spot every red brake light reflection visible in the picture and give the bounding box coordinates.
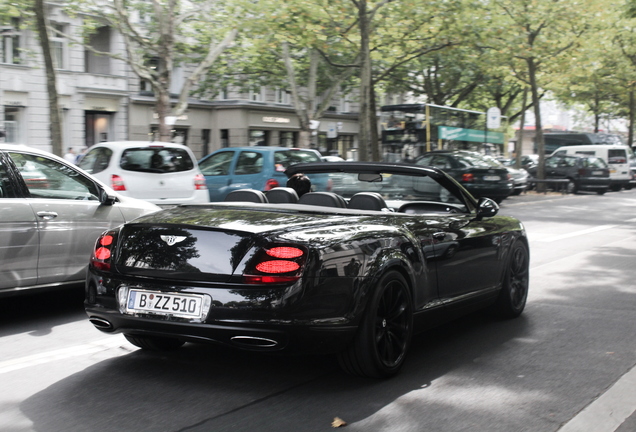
[100,235,113,246]
[264,179,279,190]
[462,173,475,182]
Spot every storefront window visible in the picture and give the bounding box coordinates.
[279,131,295,147]
[250,130,268,146]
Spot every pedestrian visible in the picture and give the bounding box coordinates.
[63,147,76,163]
[286,173,311,197]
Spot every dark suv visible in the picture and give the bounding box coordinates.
[527,154,610,194]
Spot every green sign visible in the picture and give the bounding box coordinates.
[438,126,504,144]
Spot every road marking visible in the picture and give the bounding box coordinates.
[0,337,129,374]
[557,363,636,432]
[538,225,617,243]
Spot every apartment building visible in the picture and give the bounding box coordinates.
[0,4,360,160]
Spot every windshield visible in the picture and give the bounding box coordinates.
[287,164,474,213]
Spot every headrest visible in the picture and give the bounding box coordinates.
[224,189,268,203]
[298,192,347,208]
[266,187,299,203]
[347,192,388,211]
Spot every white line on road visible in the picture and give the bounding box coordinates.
[537,225,617,243]
[557,363,636,432]
[0,337,130,374]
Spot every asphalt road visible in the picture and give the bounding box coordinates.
[1,189,635,432]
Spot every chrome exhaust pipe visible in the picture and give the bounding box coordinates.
[89,317,113,330]
[230,335,279,349]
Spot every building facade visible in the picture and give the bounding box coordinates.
[1,4,360,160]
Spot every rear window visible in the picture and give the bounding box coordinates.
[274,150,321,172]
[120,147,194,173]
[608,149,627,164]
[584,157,608,168]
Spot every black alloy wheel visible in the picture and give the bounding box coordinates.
[124,334,185,351]
[494,241,529,319]
[338,271,413,378]
[566,179,578,194]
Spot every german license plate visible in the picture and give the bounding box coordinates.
[126,290,204,318]
[483,175,500,181]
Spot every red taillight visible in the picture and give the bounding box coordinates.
[111,174,126,191]
[243,244,306,284]
[267,247,304,259]
[461,173,475,182]
[256,260,300,273]
[194,173,207,190]
[264,179,279,191]
[91,232,115,271]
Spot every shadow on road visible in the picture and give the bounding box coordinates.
[0,286,86,337]
[20,311,531,432]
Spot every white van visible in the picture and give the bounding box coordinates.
[552,144,633,191]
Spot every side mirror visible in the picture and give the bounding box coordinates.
[475,197,499,219]
[99,187,118,206]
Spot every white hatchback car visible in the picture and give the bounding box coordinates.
[78,141,209,205]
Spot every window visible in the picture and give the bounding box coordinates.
[85,26,111,74]
[279,131,295,147]
[78,147,113,174]
[235,151,263,175]
[199,151,234,176]
[140,57,158,93]
[3,107,21,143]
[8,152,100,200]
[50,23,67,69]
[220,129,229,148]
[275,89,290,104]
[2,18,22,64]
[119,147,195,173]
[249,130,268,146]
[249,88,264,102]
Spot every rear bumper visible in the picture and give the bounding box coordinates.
[146,190,210,205]
[577,177,610,191]
[85,306,357,354]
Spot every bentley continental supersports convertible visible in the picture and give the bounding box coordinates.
[85,162,529,378]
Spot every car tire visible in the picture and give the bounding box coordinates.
[597,189,607,195]
[493,241,529,319]
[338,271,413,378]
[124,334,185,351]
[566,180,578,194]
[610,184,622,192]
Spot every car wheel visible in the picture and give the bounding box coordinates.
[566,180,578,194]
[493,241,529,319]
[338,271,413,378]
[597,189,607,195]
[124,334,185,351]
[610,184,622,192]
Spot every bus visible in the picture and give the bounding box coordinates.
[380,104,506,162]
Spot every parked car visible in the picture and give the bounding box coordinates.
[552,144,632,191]
[496,158,530,195]
[526,154,610,194]
[0,144,160,297]
[198,147,325,201]
[85,161,529,378]
[414,150,513,203]
[77,141,209,206]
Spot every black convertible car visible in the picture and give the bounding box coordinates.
[85,162,529,378]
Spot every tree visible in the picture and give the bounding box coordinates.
[2,1,64,155]
[65,0,239,141]
[479,0,602,185]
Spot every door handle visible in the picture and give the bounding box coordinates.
[37,211,58,220]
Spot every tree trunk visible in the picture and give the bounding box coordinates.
[516,87,529,170]
[629,87,635,149]
[34,0,63,156]
[357,0,372,161]
[156,88,172,142]
[528,59,546,191]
